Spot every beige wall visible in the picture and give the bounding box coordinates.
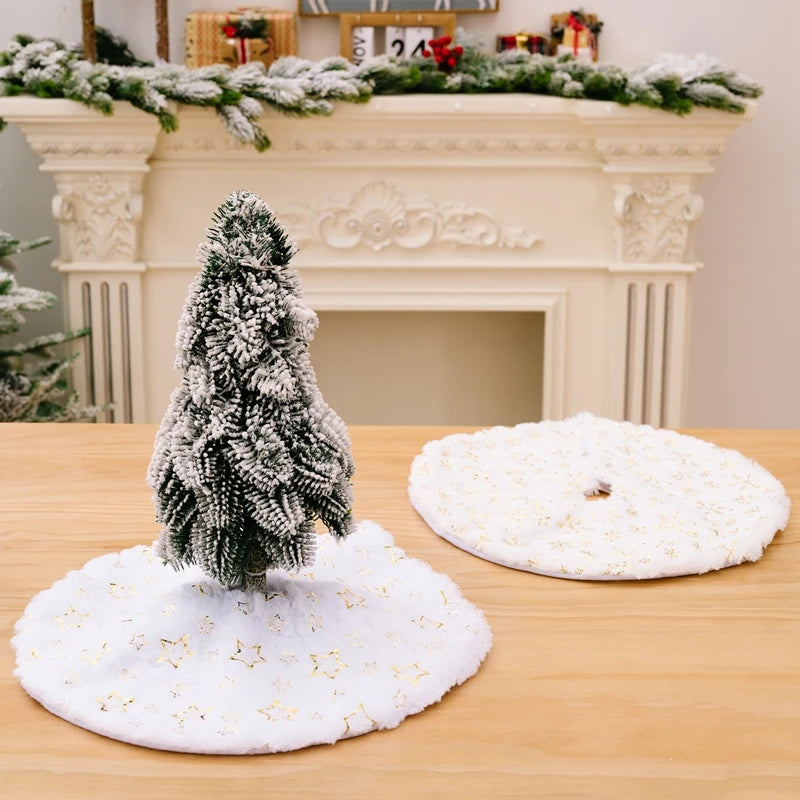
[0,0,795,427]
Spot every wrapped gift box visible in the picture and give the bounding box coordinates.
[185,8,298,69]
[497,33,549,55]
[550,11,600,62]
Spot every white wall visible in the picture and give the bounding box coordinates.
[1,0,795,427]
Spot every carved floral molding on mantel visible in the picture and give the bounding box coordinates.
[597,142,725,160]
[31,141,154,158]
[614,177,704,263]
[282,138,594,155]
[159,134,595,157]
[280,181,539,251]
[52,173,143,262]
[160,136,250,153]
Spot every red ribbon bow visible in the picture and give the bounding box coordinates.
[567,14,585,55]
[222,19,249,64]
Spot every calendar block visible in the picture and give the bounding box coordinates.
[338,13,455,60]
[351,26,375,65]
[384,25,406,57]
[404,26,434,58]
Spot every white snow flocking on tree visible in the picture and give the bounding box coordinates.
[0,230,96,422]
[148,191,355,591]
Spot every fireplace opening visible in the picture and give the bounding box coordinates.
[311,311,545,425]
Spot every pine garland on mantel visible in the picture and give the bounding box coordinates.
[0,34,762,152]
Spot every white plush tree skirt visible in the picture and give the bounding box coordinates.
[409,413,790,580]
[13,521,491,754]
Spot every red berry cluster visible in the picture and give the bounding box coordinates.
[422,36,464,73]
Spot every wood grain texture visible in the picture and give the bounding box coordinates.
[81,0,96,62]
[1,424,798,799]
[155,0,169,62]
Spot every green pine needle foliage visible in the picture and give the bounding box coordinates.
[95,26,152,68]
[0,35,762,151]
[148,191,355,592]
[0,230,97,422]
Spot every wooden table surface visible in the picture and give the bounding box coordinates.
[1,424,798,799]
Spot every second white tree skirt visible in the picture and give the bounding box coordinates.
[409,413,790,580]
[12,521,491,754]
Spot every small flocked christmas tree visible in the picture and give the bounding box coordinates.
[0,229,94,422]
[148,191,355,591]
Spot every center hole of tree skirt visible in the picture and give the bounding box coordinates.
[585,480,612,501]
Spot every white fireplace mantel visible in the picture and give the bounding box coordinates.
[0,95,753,425]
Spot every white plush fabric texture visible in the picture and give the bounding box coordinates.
[409,413,790,580]
[12,521,491,754]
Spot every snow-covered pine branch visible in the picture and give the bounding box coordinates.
[0,260,97,421]
[0,35,763,151]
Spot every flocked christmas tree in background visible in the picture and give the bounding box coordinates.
[148,191,355,591]
[0,229,94,422]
